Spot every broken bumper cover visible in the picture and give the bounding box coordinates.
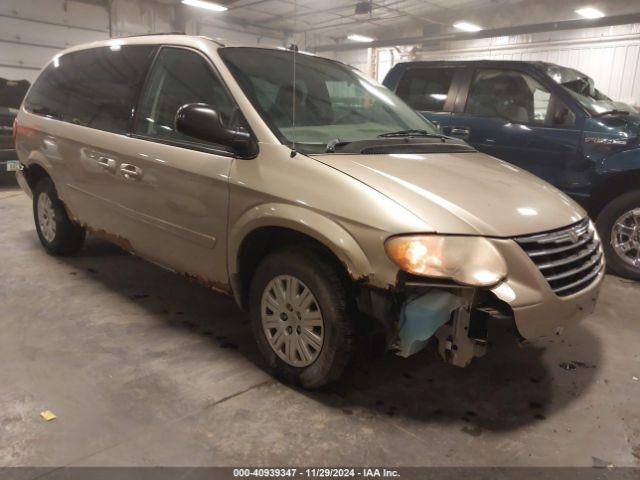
[16,168,32,197]
[487,238,604,339]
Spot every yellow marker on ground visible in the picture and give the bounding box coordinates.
[40,410,57,421]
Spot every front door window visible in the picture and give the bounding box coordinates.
[466,69,575,127]
[134,48,237,149]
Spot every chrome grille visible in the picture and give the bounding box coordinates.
[515,218,604,297]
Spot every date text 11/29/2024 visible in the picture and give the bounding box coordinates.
[233,468,400,478]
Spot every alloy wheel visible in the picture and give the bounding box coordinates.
[611,208,640,268]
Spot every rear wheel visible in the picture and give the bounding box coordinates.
[33,178,85,256]
[249,247,356,388]
[596,191,640,280]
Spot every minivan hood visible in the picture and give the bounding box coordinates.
[312,151,585,237]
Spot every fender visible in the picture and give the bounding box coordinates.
[20,152,83,226]
[228,202,374,284]
[589,147,640,213]
[18,152,54,198]
[596,147,640,175]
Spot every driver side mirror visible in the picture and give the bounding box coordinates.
[175,103,256,157]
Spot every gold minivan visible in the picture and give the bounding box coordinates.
[15,35,604,387]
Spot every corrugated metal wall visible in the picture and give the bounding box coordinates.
[0,0,283,83]
[3,1,640,106]
[0,0,110,82]
[413,23,640,107]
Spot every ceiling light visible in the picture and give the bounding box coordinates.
[347,34,375,43]
[181,0,228,12]
[453,21,483,32]
[575,7,604,19]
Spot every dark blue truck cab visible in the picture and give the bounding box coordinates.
[384,60,640,280]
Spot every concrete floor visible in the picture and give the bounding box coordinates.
[1,174,640,468]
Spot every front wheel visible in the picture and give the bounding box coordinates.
[596,190,640,280]
[249,247,356,388]
[33,178,86,256]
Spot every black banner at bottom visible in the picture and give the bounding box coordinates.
[0,467,639,480]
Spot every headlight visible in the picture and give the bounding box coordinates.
[384,235,507,287]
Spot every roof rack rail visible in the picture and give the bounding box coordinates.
[112,32,187,39]
[109,32,225,47]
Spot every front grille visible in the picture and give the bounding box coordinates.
[515,218,604,297]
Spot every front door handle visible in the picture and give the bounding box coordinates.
[450,127,471,140]
[96,156,117,172]
[120,163,142,180]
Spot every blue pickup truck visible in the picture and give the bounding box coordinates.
[384,60,640,280]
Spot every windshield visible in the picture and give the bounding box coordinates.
[546,64,637,116]
[219,47,439,153]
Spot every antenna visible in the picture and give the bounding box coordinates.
[290,0,298,157]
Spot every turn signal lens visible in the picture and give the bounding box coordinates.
[385,235,507,286]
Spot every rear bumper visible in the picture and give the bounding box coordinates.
[16,169,32,198]
[488,237,604,339]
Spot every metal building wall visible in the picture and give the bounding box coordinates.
[0,0,109,82]
[0,0,283,83]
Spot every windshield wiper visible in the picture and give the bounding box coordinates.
[325,138,352,153]
[377,129,446,139]
[325,129,449,153]
[593,110,630,117]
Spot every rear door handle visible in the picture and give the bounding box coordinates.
[120,163,142,180]
[450,127,471,140]
[96,156,117,172]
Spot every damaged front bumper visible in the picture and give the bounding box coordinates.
[487,237,604,340]
[363,234,604,367]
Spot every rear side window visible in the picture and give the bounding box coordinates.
[25,45,156,134]
[395,67,457,111]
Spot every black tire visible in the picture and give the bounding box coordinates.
[249,246,356,389]
[33,178,86,256]
[595,190,640,280]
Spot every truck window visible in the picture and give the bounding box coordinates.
[466,69,575,126]
[395,67,456,112]
[24,45,156,134]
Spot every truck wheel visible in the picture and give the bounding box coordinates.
[248,247,355,388]
[33,178,86,256]
[596,190,640,280]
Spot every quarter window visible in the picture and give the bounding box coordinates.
[395,67,457,111]
[134,48,236,146]
[24,45,156,133]
[466,69,575,126]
